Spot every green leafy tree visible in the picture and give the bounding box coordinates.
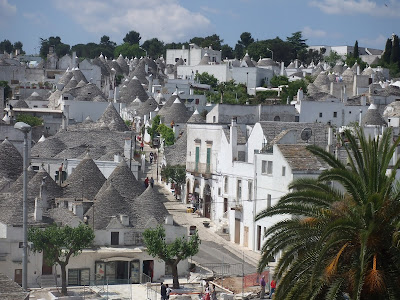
[100,35,116,48]
[141,38,165,58]
[13,41,25,54]
[382,38,392,64]
[354,40,359,58]
[165,42,189,50]
[286,31,308,59]
[157,124,175,146]
[142,225,200,289]
[324,50,342,68]
[16,114,43,127]
[0,39,13,53]
[280,79,307,103]
[147,115,161,142]
[238,32,254,48]
[256,127,400,299]
[40,36,70,59]
[28,224,95,295]
[161,164,186,198]
[270,75,289,87]
[234,43,245,59]
[123,30,141,45]
[114,43,142,59]
[195,72,218,89]
[221,44,234,59]
[190,34,223,50]
[298,48,323,66]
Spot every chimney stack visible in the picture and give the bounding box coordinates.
[230,117,238,161]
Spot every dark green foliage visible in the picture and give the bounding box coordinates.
[270,75,289,87]
[298,48,323,65]
[382,39,392,64]
[164,42,189,50]
[123,30,141,45]
[143,224,200,288]
[354,40,359,58]
[324,50,342,68]
[116,74,124,85]
[113,43,143,59]
[195,72,218,89]
[286,31,308,59]
[147,115,161,142]
[141,38,165,58]
[221,44,234,59]
[157,124,175,146]
[0,81,11,100]
[256,127,400,299]
[238,32,254,48]
[280,79,307,103]
[28,224,95,295]
[71,36,116,59]
[16,114,43,127]
[189,34,223,50]
[0,39,13,53]
[203,80,248,104]
[40,36,70,59]
[234,43,245,59]
[161,164,186,185]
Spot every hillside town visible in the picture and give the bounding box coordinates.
[1,29,400,300]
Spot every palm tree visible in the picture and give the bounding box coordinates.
[256,127,400,300]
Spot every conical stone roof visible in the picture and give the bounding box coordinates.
[58,70,74,86]
[158,98,190,124]
[119,76,148,103]
[187,109,205,123]
[31,137,67,158]
[86,184,132,230]
[9,165,36,193]
[96,103,129,131]
[96,159,144,200]
[117,54,129,75]
[0,139,23,180]
[198,53,210,65]
[63,76,78,90]
[28,167,62,199]
[62,153,106,200]
[135,96,159,117]
[132,186,169,229]
[361,104,387,126]
[13,99,29,108]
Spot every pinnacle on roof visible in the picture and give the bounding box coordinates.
[96,103,129,131]
[361,104,387,127]
[38,135,46,142]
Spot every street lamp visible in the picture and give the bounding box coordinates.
[266,48,274,61]
[14,121,31,291]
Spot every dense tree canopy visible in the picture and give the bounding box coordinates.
[40,36,70,59]
[190,34,223,50]
[324,50,342,68]
[113,43,143,59]
[141,38,165,58]
[195,72,218,89]
[0,39,25,54]
[123,30,141,45]
[286,31,308,59]
[256,127,400,299]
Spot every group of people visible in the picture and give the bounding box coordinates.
[160,282,172,300]
[260,275,276,299]
[203,282,217,300]
[144,176,154,188]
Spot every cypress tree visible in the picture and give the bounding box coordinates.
[383,38,392,64]
[390,35,400,66]
[353,40,359,58]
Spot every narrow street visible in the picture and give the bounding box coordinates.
[138,142,261,278]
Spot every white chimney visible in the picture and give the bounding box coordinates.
[114,153,121,162]
[280,62,284,76]
[297,88,304,102]
[361,95,367,106]
[148,74,153,93]
[120,214,129,226]
[74,203,83,219]
[40,177,48,209]
[230,117,238,161]
[72,51,77,68]
[357,65,360,76]
[165,215,173,225]
[327,126,333,152]
[34,197,43,221]
[124,138,133,161]
[359,109,362,126]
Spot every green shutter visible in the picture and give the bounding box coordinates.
[206,148,211,173]
[195,146,200,172]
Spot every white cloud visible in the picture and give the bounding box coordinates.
[0,0,16,17]
[302,26,327,38]
[359,34,388,48]
[309,0,400,17]
[23,12,48,25]
[53,0,212,43]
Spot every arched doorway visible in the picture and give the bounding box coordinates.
[203,184,211,219]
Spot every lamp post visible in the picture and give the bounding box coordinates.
[267,48,274,61]
[14,121,31,291]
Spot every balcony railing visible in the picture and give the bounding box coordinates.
[187,162,212,175]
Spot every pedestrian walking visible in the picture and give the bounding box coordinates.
[211,284,217,300]
[161,282,167,300]
[154,151,157,162]
[150,177,154,188]
[260,275,266,299]
[204,282,210,300]
[149,152,154,163]
[140,141,144,151]
[270,279,276,299]
[166,284,172,299]
[144,177,149,188]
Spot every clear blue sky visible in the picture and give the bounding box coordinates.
[1,0,399,55]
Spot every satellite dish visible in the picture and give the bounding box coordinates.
[301,127,312,142]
